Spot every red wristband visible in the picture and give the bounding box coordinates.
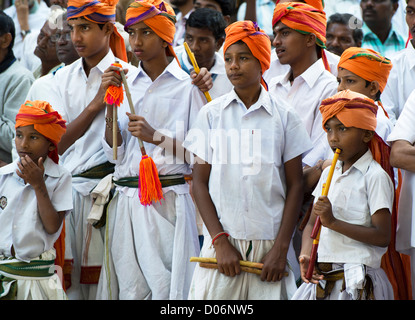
[211,232,229,246]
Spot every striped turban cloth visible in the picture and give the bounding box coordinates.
[223,20,271,89]
[275,0,325,11]
[124,0,179,64]
[67,0,128,62]
[15,100,67,164]
[272,2,330,71]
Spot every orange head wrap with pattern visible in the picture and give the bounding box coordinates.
[124,0,178,64]
[272,2,330,71]
[15,100,67,164]
[223,20,271,89]
[275,0,325,11]
[67,0,128,62]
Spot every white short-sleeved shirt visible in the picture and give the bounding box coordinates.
[102,58,206,198]
[313,150,394,269]
[268,59,338,166]
[49,51,134,194]
[381,42,415,124]
[387,89,415,252]
[0,158,73,262]
[183,86,311,240]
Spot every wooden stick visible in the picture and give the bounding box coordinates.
[305,148,341,280]
[113,104,117,160]
[190,257,263,269]
[183,42,212,103]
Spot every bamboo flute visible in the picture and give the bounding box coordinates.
[305,148,341,280]
[183,42,212,103]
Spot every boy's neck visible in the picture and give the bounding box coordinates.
[289,50,318,83]
[82,47,110,77]
[141,55,171,81]
[235,84,262,109]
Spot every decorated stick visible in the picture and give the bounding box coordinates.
[183,42,212,103]
[305,148,341,280]
[119,68,164,206]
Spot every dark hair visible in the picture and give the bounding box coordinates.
[0,10,15,51]
[327,13,363,44]
[212,0,235,16]
[186,8,226,40]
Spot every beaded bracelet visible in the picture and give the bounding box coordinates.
[211,231,230,246]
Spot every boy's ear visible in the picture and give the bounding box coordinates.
[103,21,114,37]
[0,33,12,50]
[215,37,225,51]
[306,33,316,48]
[363,130,375,143]
[49,143,56,152]
[369,81,380,97]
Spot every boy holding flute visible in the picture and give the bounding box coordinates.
[184,20,311,300]
[294,90,395,300]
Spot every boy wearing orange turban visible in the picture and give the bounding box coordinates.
[0,100,73,300]
[97,0,207,300]
[48,0,135,300]
[295,90,395,300]
[184,20,311,299]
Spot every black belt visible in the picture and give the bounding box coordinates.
[113,174,186,189]
[72,162,115,179]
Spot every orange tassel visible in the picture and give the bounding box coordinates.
[104,62,124,107]
[138,155,164,206]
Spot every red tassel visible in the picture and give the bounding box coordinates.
[138,155,164,206]
[104,62,124,107]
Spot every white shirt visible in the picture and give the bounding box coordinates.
[175,46,233,99]
[183,86,311,240]
[49,51,134,195]
[0,158,73,262]
[263,49,340,84]
[381,42,415,124]
[102,58,206,198]
[313,150,394,269]
[387,89,415,253]
[173,9,194,47]
[268,58,338,166]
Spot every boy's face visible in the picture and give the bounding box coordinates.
[68,18,111,62]
[224,41,262,91]
[185,26,222,70]
[337,67,377,99]
[127,21,167,62]
[272,21,309,66]
[324,116,373,169]
[326,22,360,56]
[406,0,415,42]
[15,125,55,164]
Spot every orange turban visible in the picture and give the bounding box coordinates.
[124,0,178,64]
[223,20,271,89]
[15,100,67,164]
[272,2,330,71]
[275,0,324,11]
[338,47,392,93]
[67,0,128,62]
[320,90,394,181]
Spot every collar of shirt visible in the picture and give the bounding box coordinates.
[222,85,274,116]
[132,57,189,84]
[0,157,61,179]
[336,149,373,176]
[73,50,118,79]
[362,23,404,44]
[406,41,415,70]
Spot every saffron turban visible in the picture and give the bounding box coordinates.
[272,2,329,71]
[67,0,128,62]
[124,0,178,64]
[15,100,67,164]
[275,0,324,11]
[338,47,392,93]
[223,20,271,89]
[320,90,393,180]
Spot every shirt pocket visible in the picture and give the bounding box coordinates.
[336,186,370,225]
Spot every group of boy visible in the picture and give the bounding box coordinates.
[0,0,415,301]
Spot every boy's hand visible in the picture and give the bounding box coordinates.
[16,155,45,186]
[298,254,323,284]
[126,112,157,144]
[214,236,243,277]
[313,196,336,228]
[97,65,129,110]
[190,67,213,92]
[260,247,288,282]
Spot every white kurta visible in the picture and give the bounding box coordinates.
[97,59,206,300]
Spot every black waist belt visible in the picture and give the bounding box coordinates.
[113,174,186,189]
[72,161,115,179]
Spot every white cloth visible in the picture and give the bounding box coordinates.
[88,174,113,225]
[175,45,233,100]
[0,158,73,262]
[312,150,394,269]
[292,263,394,300]
[236,0,275,37]
[381,42,415,124]
[97,58,205,300]
[19,30,41,72]
[188,233,298,300]
[4,1,50,61]
[173,9,194,47]
[268,58,338,167]
[184,86,311,240]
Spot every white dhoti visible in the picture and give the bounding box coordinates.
[188,234,297,300]
[97,187,200,300]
